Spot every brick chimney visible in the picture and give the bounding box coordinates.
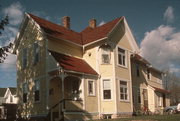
[89,19,96,28]
[62,16,70,29]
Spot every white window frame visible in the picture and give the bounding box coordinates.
[117,46,127,68]
[34,79,40,102]
[119,80,129,102]
[157,93,162,107]
[102,79,112,100]
[101,47,111,64]
[87,80,95,96]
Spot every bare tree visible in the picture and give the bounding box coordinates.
[0,15,14,63]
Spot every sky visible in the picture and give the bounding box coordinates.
[0,0,180,87]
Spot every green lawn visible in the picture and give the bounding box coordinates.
[90,114,180,121]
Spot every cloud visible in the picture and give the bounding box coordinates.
[32,11,51,21]
[98,20,105,26]
[140,25,180,74]
[3,2,24,25]
[164,6,174,23]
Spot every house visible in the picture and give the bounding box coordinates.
[131,54,170,114]
[13,13,169,121]
[0,87,18,120]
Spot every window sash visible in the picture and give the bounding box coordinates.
[88,80,95,95]
[101,48,111,64]
[120,81,128,101]
[103,79,111,99]
[118,47,126,66]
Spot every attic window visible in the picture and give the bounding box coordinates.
[100,44,111,64]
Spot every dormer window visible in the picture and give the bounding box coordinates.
[100,44,111,64]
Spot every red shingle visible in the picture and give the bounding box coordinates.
[28,13,123,45]
[49,51,98,75]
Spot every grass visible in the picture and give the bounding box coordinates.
[90,114,180,121]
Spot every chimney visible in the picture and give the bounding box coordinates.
[89,19,96,28]
[62,16,70,29]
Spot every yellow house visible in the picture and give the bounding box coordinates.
[13,13,168,121]
[131,54,170,114]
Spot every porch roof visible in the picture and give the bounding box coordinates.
[152,86,170,94]
[49,51,98,75]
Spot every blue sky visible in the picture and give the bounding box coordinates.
[0,0,180,87]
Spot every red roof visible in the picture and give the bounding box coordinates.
[152,86,170,94]
[28,13,123,45]
[49,51,98,75]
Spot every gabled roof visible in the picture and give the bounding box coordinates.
[28,13,123,46]
[131,54,150,65]
[49,51,98,75]
[0,88,7,97]
[9,87,17,95]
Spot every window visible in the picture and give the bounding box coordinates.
[147,69,151,80]
[136,64,140,77]
[137,89,141,103]
[88,80,95,96]
[23,83,28,103]
[33,43,40,64]
[118,47,126,66]
[34,80,40,102]
[22,48,28,68]
[10,96,13,103]
[101,45,111,64]
[120,81,128,101]
[103,79,111,99]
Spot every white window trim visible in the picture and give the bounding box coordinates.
[116,46,128,68]
[118,79,130,102]
[100,47,111,65]
[87,80,96,96]
[101,78,113,101]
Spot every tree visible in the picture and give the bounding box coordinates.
[163,71,180,105]
[0,15,14,63]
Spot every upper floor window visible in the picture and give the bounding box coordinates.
[34,79,40,102]
[103,79,111,100]
[120,81,129,101]
[22,48,28,69]
[88,80,95,96]
[118,47,126,67]
[33,43,40,65]
[23,83,28,103]
[147,69,151,80]
[10,96,13,103]
[136,64,140,77]
[100,45,111,64]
